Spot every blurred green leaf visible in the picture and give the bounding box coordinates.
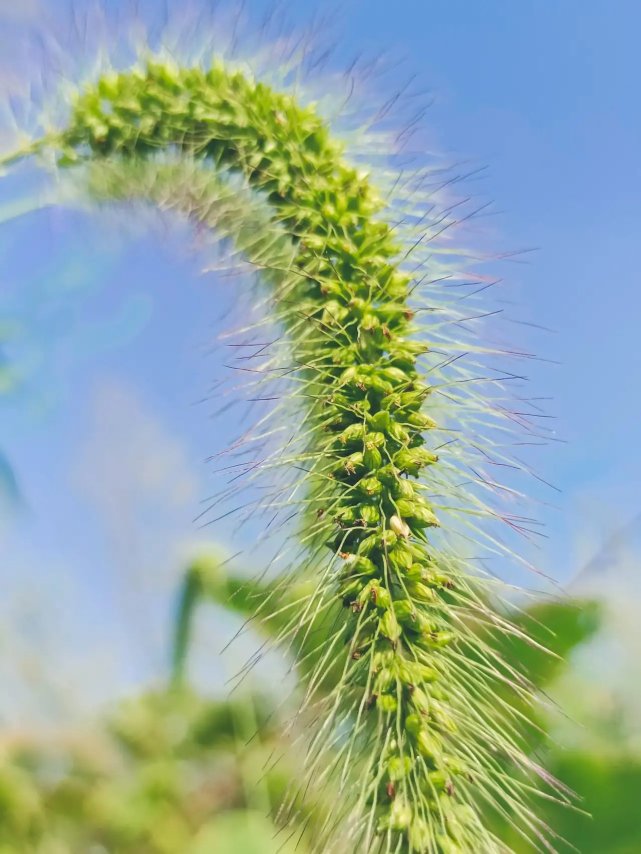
[501,752,641,853]
[189,811,309,854]
[504,600,602,688]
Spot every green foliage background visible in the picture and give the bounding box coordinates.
[0,547,639,852]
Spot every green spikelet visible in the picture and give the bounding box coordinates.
[2,59,566,853]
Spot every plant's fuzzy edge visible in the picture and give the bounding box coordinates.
[0,5,569,853]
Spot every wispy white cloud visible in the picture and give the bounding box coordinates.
[72,377,199,522]
[70,377,202,677]
[69,377,283,702]
[0,377,207,726]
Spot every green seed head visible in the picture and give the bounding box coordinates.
[0,45,563,853]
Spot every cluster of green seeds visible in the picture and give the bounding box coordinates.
[20,61,542,852]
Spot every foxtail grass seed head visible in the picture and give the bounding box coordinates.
[1,17,567,852]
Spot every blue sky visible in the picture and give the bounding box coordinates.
[1,0,640,719]
[352,0,641,576]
